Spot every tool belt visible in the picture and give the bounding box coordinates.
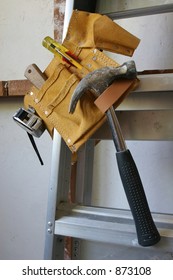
[24,10,140,152]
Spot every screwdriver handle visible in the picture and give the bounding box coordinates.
[116,149,160,246]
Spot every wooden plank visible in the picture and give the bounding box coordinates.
[0,81,8,96]
[0,81,4,96]
[8,79,31,96]
[0,79,31,97]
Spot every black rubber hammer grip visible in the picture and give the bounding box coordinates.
[116,149,160,246]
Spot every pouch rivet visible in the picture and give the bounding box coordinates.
[67,138,71,143]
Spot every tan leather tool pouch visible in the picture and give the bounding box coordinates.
[24,10,140,152]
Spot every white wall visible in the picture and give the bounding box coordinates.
[0,0,54,80]
[0,0,54,259]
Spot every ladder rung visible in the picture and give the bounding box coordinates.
[55,203,173,247]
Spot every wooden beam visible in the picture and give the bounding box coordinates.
[8,80,31,96]
[0,79,31,97]
[0,81,8,96]
[0,81,5,96]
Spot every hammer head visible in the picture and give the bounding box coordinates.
[69,60,137,114]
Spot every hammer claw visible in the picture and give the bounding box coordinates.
[69,86,89,114]
[69,61,137,114]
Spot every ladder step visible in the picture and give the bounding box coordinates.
[55,203,173,247]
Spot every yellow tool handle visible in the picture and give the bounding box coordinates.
[42,36,82,70]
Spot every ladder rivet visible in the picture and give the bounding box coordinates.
[47,228,52,234]
[48,221,52,226]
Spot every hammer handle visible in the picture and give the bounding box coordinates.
[116,149,160,246]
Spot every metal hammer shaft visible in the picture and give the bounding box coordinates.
[106,106,126,151]
[105,105,160,246]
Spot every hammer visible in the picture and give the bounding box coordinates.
[69,61,160,247]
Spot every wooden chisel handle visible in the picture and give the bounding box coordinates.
[24,64,47,89]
